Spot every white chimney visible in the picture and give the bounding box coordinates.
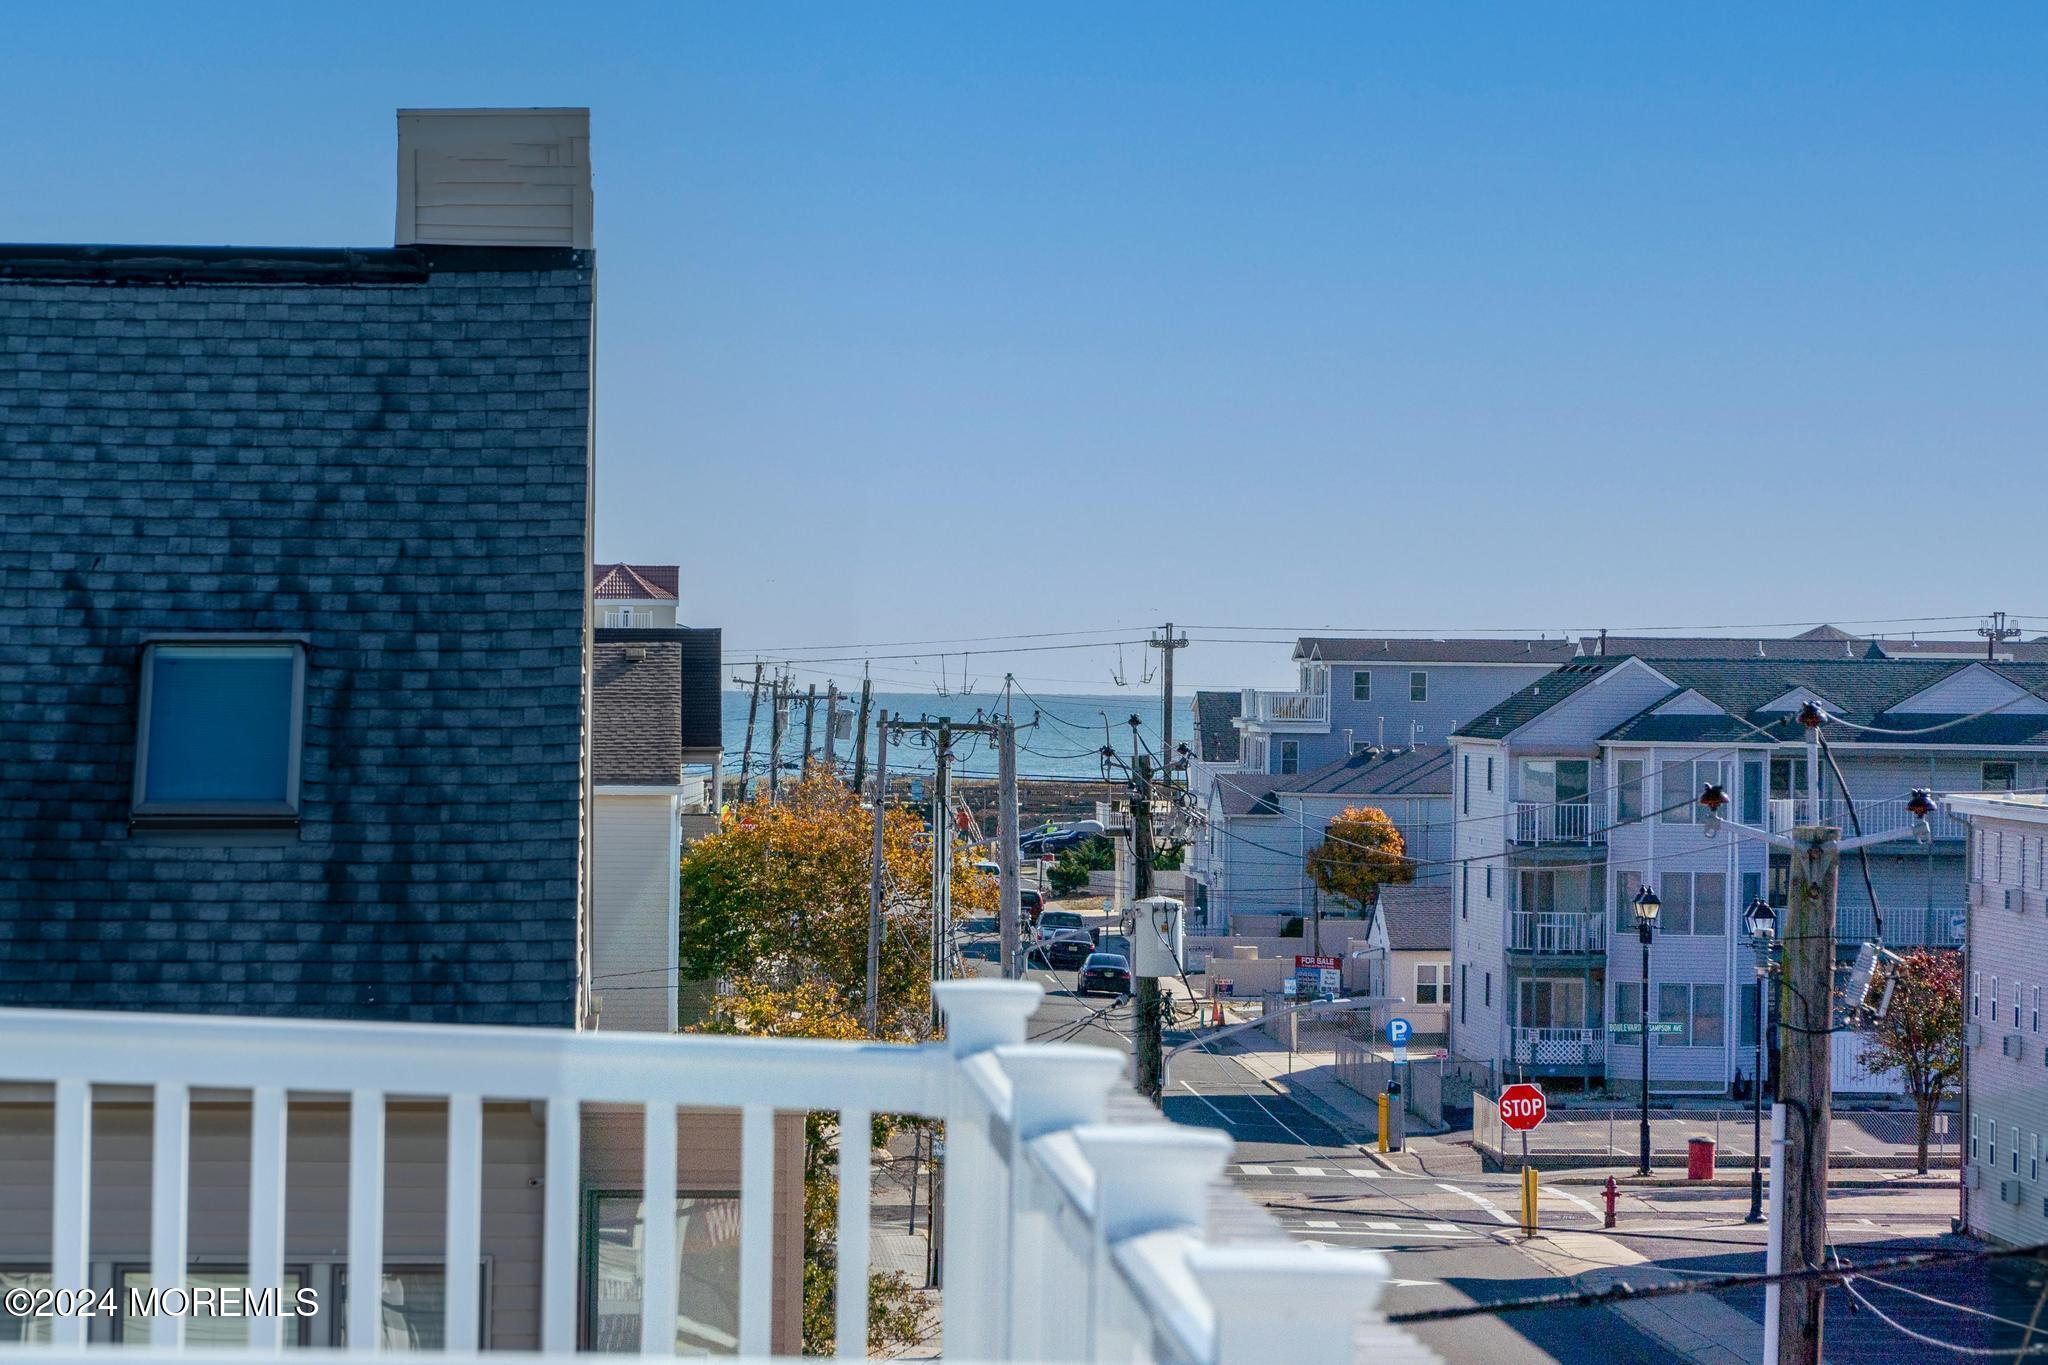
[397,108,592,249]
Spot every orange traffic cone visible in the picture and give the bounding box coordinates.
[1210,1000,1224,1028]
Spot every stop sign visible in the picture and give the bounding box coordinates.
[1499,1083,1547,1132]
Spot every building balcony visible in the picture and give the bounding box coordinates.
[1510,1026,1605,1073]
[1507,801,1601,845]
[1238,687,1331,731]
[1,979,1418,1364]
[1507,910,1607,957]
[1766,796,1965,842]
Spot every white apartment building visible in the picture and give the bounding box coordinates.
[1948,792,2048,1247]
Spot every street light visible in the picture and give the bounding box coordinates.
[1907,787,1936,847]
[1699,782,1729,837]
[1632,885,1661,1176]
[1744,898,1778,1223]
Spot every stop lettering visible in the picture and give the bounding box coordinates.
[1498,1082,1547,1132]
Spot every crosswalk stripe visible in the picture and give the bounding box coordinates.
[1290,1165,1326,1176]
[1424,1222,1458,1232]
[1367,1221,1400,1230]
[1238,1164,1272,1175]
[1438,1181,1517,1225]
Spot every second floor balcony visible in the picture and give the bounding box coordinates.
[1508,910,1607,956]
[1766,796,1966,842]
[1508,800,1600,845]
[1239,687,1330,730]
[1510,1026,1605,1071]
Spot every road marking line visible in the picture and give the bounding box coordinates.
[1292,1229,1475,1241]
[1349,1167,1381,1179]
[1438,1182,1517,1225]
[1306,1219,1340,1229]
[1367,1221,1400,1230]
[1546,1186,1605,1220]
[1238,1164,1272,1175]
[1291,1165,1327,1176]
[1424,1222,1458,1232]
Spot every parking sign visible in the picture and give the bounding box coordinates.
[1387,1017,1413,1047]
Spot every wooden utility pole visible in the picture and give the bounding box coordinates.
[1149,623,1190,781]
[734,662,764,804]
[851,677,873,795]
[801,684,818,774]
[866,710,889,1034]
[767,675,786,804]
[1777,823,1840,1365]
[1133,753,1164,1101]
[997,716,1019,979]
[931,718,953,1031]
[823,682,840,773]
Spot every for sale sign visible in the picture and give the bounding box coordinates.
[1293,954,1341,999]
[1498,1082,1548,1132]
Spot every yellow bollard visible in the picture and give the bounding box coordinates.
[1377,1093,1390,1153]
[1520,1165,1539,1236]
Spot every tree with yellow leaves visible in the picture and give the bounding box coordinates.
[1304,805,1413,919]
[680,771,997,1034]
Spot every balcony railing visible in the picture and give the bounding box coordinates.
[1511,1026,1605,1069]
[1508,801,1599,844]
[1508,910,1606,955]
[1766,796,1964,841]
[0,980,1425,1363]
[1239,688,1330,727]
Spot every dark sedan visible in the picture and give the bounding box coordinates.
[1076,953,1133,997]
[1039,931,1095,970]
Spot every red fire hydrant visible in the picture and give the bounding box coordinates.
[1603,1176,1618,1228]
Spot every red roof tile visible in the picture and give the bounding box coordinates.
[592,563,679,600]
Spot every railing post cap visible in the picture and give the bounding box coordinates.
[934,978,1043,1056]
[1188,1241,1392,1313]
[995,1043,1127,1139]
[1073,1122,1232,1237]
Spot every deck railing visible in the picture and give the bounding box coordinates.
[1507,911,1606,955]
[0,980,1428,1363]
[1239,688,1330,726]
[1507,801,1598,844]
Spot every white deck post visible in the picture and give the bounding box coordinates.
[934,979,1042,1360]
[346,1089,386,1352]
[50,1080,91,1349]
[444,1094,484,1354]
[1071,1124,1232,1356]
[247,1086,288,1352]
[150,1081,190,1349]
[1189,1244,1418,1365]
[641,1100,679,1354]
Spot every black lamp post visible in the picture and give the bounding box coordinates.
[1744,897,1777,1223]
[1632,885,1661,1176]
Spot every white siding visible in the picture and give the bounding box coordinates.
[1893,664,2048,716]
[1450,739,1508,1064]
[592,794,680,1034]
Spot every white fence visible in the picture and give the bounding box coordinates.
[1508,802,1598,844]
[0,981,1430,1363]
[1832,1029,1905,1096]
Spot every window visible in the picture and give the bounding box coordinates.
[1410,671,1428,702]
[1461,866,1470,919]
[2034,986,2041,1034]
[1462,755,1471,814]
[1520,867,1598,919]
[1487,756,1495,792]
[1518,977,1587,1029]
[1671,871,1726,935]
[2016,982,2025,1030]
[1741,871,1763,915]
[1484,864,1494,898]
[1483,971,1492,1008]
[587,1192,742,1354]
[1986,762,2018,792]
[1614,869,1644,933]
[1616,758,1645,823]
[1662,757,1728,824]
[1768,851,1791,908]
[1279,741,1298,775]
[2013,1126,2022,1175]
[1992,977,2000,1025]
[1970,1114,1981,1161]
[1416,962,1447,1005]
[2033,1133,2042,1182]
[1990,1123,1999,1169]
[1655,982,1725,1048]
[1741,758,1764,825]
[132,641,305,825]
[1739,982,1760,1048]
[118,1268,311,1347]
[0,1271,50,1344]
[1460,966,1469,1022]
[603,607,652,627]
[1973,971,1982,1018]
[1615,981,1644,1028]
[1353,670,1372,701]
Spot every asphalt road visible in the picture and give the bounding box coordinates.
[979,907,1995,1364]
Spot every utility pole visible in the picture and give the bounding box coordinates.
[1149,622,1189,779]
[801,684,818,774]
[823,682,840,773]
[766,674,786,804]
[734,662,763,804]
[1777,822,1840,1365]
[931,718,953,1031]
[997,715,1019,979]
[866,710,889,1035]
[851,676,874,796]
[1132,753,1163,1102]
[1979,610,2021,660]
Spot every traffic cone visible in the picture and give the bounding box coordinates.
[1211,1000,1224,1028]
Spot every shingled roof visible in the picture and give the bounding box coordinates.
[1294,638,1576,665]
[1453,657,1635,739]
[592,563,680,600]
[593,627,724,784]
[1211,745,1450,815]
[1194,690,1242,763]
[1374,885,1452,953]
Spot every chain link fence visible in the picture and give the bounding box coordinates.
[1471,1100,1957,1169]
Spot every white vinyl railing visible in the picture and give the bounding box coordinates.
[1507,801,1597,844]
[1507,911,1605,955]
[1239,688,1329,726]
[1766,795,1964,840]
[1510,1027,1605,1068]
[0,979,1428,1364]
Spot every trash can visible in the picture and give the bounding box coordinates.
[1687,1135,1716,1181]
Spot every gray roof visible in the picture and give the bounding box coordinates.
[1194,690,1242,763]
[1453,658,1632,739]
[1295,637,1576,665]
[1375,885,1452,952]
[593,628,724,784]
[1212,745,1450,816]
[1578,632,2048,663]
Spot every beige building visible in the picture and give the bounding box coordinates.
[1949,792,2048,1248]
[1353,886,1453,1045]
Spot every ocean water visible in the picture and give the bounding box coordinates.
[721,688,1198,782]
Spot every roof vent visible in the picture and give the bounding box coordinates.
[397,108,592,248]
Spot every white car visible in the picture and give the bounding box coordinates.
[1034,909,1085,944]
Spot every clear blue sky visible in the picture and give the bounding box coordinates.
[10,3,2044,691]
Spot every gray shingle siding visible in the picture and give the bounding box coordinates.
[0,251,593,1026]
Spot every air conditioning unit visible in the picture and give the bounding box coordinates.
[2001,1178,2026,1207]
[1969,1023,1985,1048]
[2007,888,2023,912]
[2004,1033,2024,1059]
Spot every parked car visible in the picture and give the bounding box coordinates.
[971,859,1001,878]
[1076,953,1133,997]
[1035,909,1086,944]
[1019,888,1044,924]
[1041,932,1095,970]
[1093,931,1132,961]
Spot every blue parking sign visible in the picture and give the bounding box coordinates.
[1387,1017,1413,1047]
